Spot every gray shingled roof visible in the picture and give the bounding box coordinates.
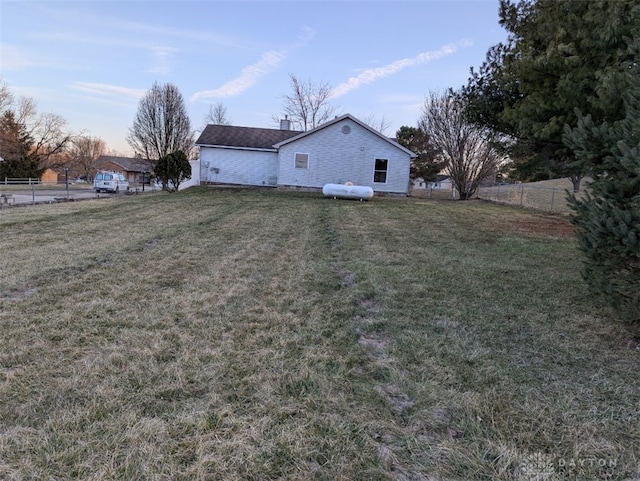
[95,155,152,172]
[195,125,302,150]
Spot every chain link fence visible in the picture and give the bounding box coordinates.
[476,183,581,215]
[0,177,153,208]
[1,177,87,206]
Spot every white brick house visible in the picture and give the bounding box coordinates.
[196,114,415,194]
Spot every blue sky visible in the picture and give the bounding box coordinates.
[1,1,507,154]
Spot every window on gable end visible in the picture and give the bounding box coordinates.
[295,153,309,169]
[373,158,388,183]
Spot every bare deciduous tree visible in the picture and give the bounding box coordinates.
[127,82,194,166]
[280,74,339,131]
[0,79,73,171]
[203,102,230,126]
[68,135,106,179]
[28,112,73,168]
[361,113,392,136]
[0,79,13,114]
[419,91,501,200]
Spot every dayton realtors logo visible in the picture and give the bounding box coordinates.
[520,452,555,480]
[519,451,620,480]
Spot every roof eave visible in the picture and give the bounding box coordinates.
[197,144,278,153]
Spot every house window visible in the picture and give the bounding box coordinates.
[295,153,309,169]
[373,158,388,183]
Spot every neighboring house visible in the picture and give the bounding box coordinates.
[410,177,428,190]
[429,175,453,190]
[196,114,415,194]
[410,175,452,191]
[94,155,153,184]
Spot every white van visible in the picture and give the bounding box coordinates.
[94,171,130,193]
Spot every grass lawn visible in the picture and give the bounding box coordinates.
[0,187,638,480]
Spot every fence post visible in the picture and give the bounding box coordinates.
[550,188,555,212]
[30,178,35,205]
[520,183,524,206]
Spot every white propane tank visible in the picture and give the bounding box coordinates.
[322,182,374,201]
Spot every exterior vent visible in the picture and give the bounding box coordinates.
[280,116,291,130]
[342,125,351,134]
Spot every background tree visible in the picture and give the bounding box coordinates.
[203,102,230,126]
[563,46,640,322]
[0,110,42,178]
[0,79,72,175]
[395,125,444,183]
[155,150,191,192]
[28,111,73,170]
[361,113,391,136]
[68,135,106,180]
[127,82,194,168]
[460,0,637,192]
[279,74,339,131]
[419,92,501,200]
[0,79,12,114]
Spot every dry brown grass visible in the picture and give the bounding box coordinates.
[0,188,638,480]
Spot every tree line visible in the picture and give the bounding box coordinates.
[0,80,108,181]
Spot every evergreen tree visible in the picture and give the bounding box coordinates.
[395,126,444,183]
[563,43,640,322]
[155,150,191,192]
[461,0,638,191]
[0,110,42,179]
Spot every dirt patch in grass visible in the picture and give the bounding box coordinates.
[497,211,575,238]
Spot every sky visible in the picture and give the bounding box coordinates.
[0,0,508,155]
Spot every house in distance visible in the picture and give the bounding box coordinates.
[94,155,153,185]
[195,114,415,195]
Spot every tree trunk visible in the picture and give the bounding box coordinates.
[570,174,583,193]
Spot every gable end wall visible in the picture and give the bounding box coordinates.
[276,120,410,193]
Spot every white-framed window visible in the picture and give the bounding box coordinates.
[295,152,309,169]
[373,158,388,183]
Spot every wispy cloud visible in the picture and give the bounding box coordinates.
[100,17,246,50]
[31,5,246,50]
[148,46,178,75]
[1,44,32,71]
[27,30,180,75]
[190,26,316,102]
[71,82,146,99]
[191,51,286,101]
[295,25,316,45]
[0,43,78,71]
[331,39,473,98]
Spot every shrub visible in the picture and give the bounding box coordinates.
[155,150,191,192]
